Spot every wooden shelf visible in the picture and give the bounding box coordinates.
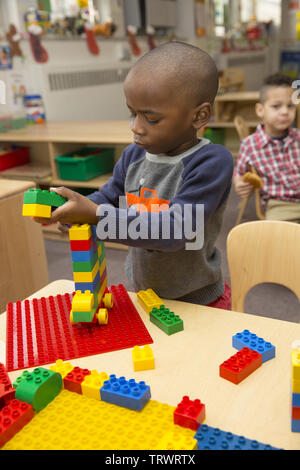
[51,173,112,189]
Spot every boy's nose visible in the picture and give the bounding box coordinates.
[130,115,145,135]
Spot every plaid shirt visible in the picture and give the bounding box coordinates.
[234,124,300,204]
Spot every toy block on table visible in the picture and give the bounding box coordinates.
[132,345,155,371]
[23,188,67,208]
[194,424,282,450]
[155,429,198,450]
[219,347,262,384]
[174,396,205,430]
[0,385,15,410]
[15,367,63,412]
[0,399,34,448]
[150,306,183,335]
[63,366,91,394]
[232,329,275,363]
[49,359,74,378]
[81,370,109,400]
[137,288,163,314]
[100,374,151,411]
[0,363,12,392]
[291,346,300,432]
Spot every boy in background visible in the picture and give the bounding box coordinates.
[35,42,234,308]
[234,73,300,222]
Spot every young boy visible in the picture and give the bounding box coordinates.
[35,42,234,308]
[234,73,300,222]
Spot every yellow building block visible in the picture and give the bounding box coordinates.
[69,224,92,241]
[291,349,300,380]
[292,378,300,393]
[97,280,107,305]
[81,370,109,400]
[73,260,99,283]
[22,203,51,218]
[2,391,195,450]
[72,290,95,312]
[49,359,74,379]
[99,257,106,277]
[132,345,155,371]
[137,288,163,314]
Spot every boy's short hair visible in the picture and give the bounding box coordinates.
[259,73,293,103]
[130,41,219,106]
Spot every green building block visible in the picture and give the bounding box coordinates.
[23,188,67,208]
[13,370,31,389]
[72,304,98,322]
[150,306,184,335]
[15,367,63,411]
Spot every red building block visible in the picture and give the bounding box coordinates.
[0,363,12,391]
[0,399,34,448]
[219,347,262,384]
[70,237,93,252]
[0,385,16,410]
[63,366,91,394]
[292,406,300,420]
[174,396,206,430]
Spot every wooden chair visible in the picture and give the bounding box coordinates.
[227,220,300,313]
[234,115,265,225]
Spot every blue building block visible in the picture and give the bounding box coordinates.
[70,243,97,262]
[100,374,151,411]
[292,393,300,407]
[194,424,282,450]
[232,329,275,363]
[291,419,300,432]
[74,271,100,292]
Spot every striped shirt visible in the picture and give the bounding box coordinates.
[234,124,300,204]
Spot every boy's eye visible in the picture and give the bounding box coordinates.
[146,118,160,125]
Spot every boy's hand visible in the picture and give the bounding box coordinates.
[33,187,99,226]
[234,177,254,199]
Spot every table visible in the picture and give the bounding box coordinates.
[0,179,49,313]
[1,279,300,450]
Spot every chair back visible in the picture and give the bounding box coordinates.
[227,220,300,312]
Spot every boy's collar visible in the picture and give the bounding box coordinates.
[255,123,297,148]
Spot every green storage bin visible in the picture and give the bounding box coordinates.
[204,128,225,145]
[55,147,114,181]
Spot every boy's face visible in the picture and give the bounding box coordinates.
[124,70,210,156]
[256,86,296,137]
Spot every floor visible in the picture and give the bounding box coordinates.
[45,187,300,323]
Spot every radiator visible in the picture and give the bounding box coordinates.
[39,64,132,121]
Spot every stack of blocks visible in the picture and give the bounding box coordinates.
[291,345,300,432]
[69,224,108,323]
[22,188,66,218]
[137,288,184,335]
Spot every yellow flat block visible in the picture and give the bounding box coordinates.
[69,224,92,241]
[292,349,300,380]
[3,390,195,450]
[73,261,99,283]
[72,290,95,312]
[132,345,155,371]
[22,203,51,218]
[137,288,163,314]
[99,258,106,277]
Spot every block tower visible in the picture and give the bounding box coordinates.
[291,342,300,432]
[69,224,113,324]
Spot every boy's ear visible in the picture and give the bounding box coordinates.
[192,102,212,129]
[255,102,264,119]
